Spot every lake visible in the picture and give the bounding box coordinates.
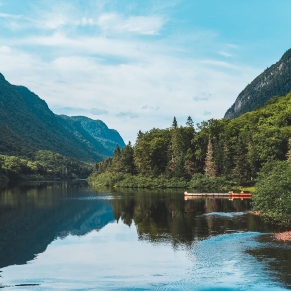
[0,181,290,290]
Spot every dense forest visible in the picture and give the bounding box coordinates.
[89,92,291,225]
[0,73,125,163]
[89,92,291,189]
[0,150,93,186]
[0,72,126,187]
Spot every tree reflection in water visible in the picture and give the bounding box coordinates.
[1,183,290,289]
[106,188,267,249]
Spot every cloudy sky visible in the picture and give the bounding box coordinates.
[1,0,291,143]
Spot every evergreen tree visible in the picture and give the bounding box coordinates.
[112,145,121,173]
[172,153,186,178]
[137,130,144,141]
[232,136,248,184]
[172,117,178,129]
[186,116,194,127]
[204,136,216,178]
[120,141,135,174]
[184,148,196,177]
[286,138,291,161]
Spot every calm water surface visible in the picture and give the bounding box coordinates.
[0,181,290,290]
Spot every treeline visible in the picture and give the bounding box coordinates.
[0,150,93,186]
[89,93,291,190]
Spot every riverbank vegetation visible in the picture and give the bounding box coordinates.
[89,93,291,189]
[253,160,291,226]
[0,150,93,186]
[89,93,291,226]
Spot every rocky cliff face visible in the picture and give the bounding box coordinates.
[225,49,291,119]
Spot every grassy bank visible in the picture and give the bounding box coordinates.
[88,172,234,190]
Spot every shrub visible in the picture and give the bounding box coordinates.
[189,173,232,190]
[253,160,291,226]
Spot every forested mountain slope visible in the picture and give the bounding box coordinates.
[57,116,124,158]
[225,49,291,119]
[90,92,291,187]
[0,73,125,163]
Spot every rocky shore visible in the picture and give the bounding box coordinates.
[273,231,291,241]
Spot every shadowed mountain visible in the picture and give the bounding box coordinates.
[0,73,125,162]
[57,115,124,157]
[225,49,291,119]
[0,182,115,269]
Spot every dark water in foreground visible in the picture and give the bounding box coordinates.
[0,182,290,290]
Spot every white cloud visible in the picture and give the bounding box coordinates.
[0,45,11,53]
[218,51,233,58]
[0,12,22,19]
[0,42,260,143]
[193,92,211,102]
[7,1,165,36]
[75,13,165,35]
[77,17,95,27]
[0,1,263,144]
[91,108,109,115]
[203,111,212,116]
[28,2,77,30]
[141,105,160,111]
[115,112,139,119]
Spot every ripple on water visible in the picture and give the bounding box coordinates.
[177,231,287,291]
[202,211,248,218]
[66,195,121,200]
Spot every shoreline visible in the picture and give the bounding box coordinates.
[273,231,291,242]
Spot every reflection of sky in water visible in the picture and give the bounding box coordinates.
[202,211,248,217]
[66,195,123,200]
[0,221,189,290]
[0,221,288,290]
[0,185,289,291]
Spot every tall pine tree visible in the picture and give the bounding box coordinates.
[204,136,216,178]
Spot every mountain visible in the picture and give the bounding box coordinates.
[0,73,125,162]
[56,115,125,157]
[225,49,291,119]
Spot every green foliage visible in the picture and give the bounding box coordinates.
[89,173,189,188]
[0,151,93,182]
[253,160,291,226]
[0,74,124,163]
[189,173,232,190]
[90,93,291,194]
[88,171,125,187]
[204,136,216,178]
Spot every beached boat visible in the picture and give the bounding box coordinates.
[184,191,252,199]
[184,191,230,197]
[228,191,252,197]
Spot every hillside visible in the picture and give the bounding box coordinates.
[90,92,291,188]
[225,49,291,119]
[0,73,125,163]
[57,115,124,158]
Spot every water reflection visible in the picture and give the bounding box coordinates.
[107,188,268,247]
[0,183,290,290]
[247,236,291,289]
[0,184,269,270]
[0,182,114,269]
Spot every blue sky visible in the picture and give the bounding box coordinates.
[1,0,291,143]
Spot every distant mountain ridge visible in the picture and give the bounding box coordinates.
[225,49,291,119]
[0,73,125,162]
